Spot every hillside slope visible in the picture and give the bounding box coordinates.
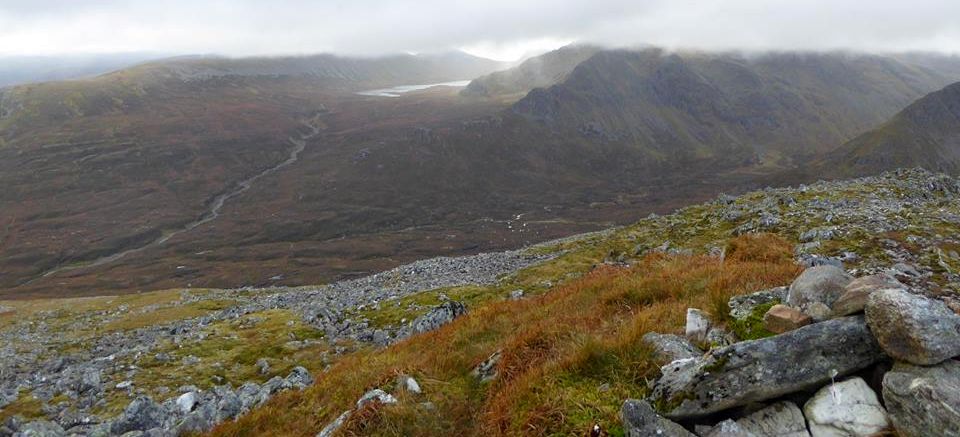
[511,49,960,165]
[3,49,960,298]
[2,168,958,436]
[461,44,601,97]
[823,81,960,176]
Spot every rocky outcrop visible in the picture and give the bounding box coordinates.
[803,377,891,436]
[650,316,884,419]
[883,360,960,437]
[620,399,694,437]
[865,288,960,365]
[410,301,467,334]
[786,266,852,321]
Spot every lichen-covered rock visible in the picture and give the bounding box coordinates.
[109,397,166,435]
[701,401,809,437]
[735,401,809,437]
[883,360,960,437]
[642,332,703,364]
[13,420,65,437]
[803,377,890,437]
[285,366,314,389]
[317,411,351,437]
[865,288,960,365]
[650,316,884,419]
[786,266,852,321]
[762,304,812,334]
[472,350,501,383]
[411,301,467,334]
[356,389,397,407]
[728,287,787,321]
[832,274,905,317]
[621,399,695,437]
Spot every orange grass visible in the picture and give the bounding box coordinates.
[209,233,801,437]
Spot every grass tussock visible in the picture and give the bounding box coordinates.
[209,233,800,437]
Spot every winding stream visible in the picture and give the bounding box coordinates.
[25,121,322,283]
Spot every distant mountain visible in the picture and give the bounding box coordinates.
[461,44,601,97]
[0,53,166,87]
[130,51,505,90]
[510,49,960,166]
[823,81,960,176]
[4,47,960,298]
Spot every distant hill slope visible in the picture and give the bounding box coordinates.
[823,81,960,176]
[510,49,960,165]
[3,48,960,298]
[137,51,505,90]
[0,53,166,87]
[461,44,601,97]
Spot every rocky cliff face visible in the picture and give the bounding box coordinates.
[825,81,960,176]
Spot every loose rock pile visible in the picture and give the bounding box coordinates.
[632,263,960,437]
[0,248,549,436]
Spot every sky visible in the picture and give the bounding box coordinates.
[0,0,959,60]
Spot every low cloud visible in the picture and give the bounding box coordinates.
[1,0,958,58]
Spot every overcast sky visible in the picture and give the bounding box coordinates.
[1,0,959,60]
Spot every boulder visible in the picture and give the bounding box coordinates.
[110,397,165,435]
[174,403,218,435]
[685,308,711,343]
[286,366,314,389]
[176,391,198,414]
[13,420,65,437]
[356,389,397,407]
[700,401,809,436]
[700,419,752,437]
[762,304,812,334]
[396,375,421,394]
[865,289,960,365]
[832,274,905,317]
[620,399,695,437]
[734,401,809,437]
[786,266,852,321]
[641,332,702,364]
[317,411,351,437]
[650,316,884,419]
[883,360,960,437]
[803,377,890,437]
[411,301,466,334]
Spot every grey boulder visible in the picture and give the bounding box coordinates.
[883,360,960,437]
[411,301,466,334]
[803,377,890,436]
[701,401,809,437]
[110,397,165,435]
[650,316,883,419]
[832,274,905,317]
[642,332,703,364]
[620,399,694,437]
[865,289,960,365]
[786,266,852,320]
[13,420,65,437]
